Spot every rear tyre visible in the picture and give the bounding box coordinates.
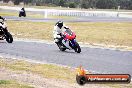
[60,47,66,51]
[75,42,81,53]
[5,32,13,43]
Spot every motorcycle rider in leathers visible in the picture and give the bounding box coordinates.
[0,16,7,30]
[0,16,6,40]
[53,21,69,45]
[0,16,6,28]
[0,16,5,21]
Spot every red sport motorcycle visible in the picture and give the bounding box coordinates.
[56,28,81,53]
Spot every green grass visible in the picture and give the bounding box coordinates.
[6,21,132,47]
[0,80,11,85]
[0,80,34,88]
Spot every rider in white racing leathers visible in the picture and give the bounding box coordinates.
[53,21,69,45]
[0,16,7,40]
[0,16,6,29]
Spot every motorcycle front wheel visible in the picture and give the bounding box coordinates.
[74,42,81,53]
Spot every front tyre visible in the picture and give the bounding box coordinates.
[5,32,13,43]
[19,13,21,17]
[75,42,81,53]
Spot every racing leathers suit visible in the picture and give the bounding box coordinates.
[53,24,68,43]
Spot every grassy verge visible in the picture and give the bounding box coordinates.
[0,80,33,88]
[8,21,54,40]
[7,21,132,47]
[0,11,17,17]
[0,58,76,83]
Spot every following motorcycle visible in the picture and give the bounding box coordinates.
[19,8,26,17]
[56,28,81,53]
[0,19,13,43]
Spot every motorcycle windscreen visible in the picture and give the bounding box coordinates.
[65,29,72,35]
[63,29,76,40]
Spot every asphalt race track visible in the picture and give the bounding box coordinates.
[0,40,132,75]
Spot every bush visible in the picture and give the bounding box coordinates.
[68,2,76,8]
[58,0,65,7]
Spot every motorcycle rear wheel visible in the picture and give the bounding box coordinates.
[57,43,66,51]
[5,32,13,43]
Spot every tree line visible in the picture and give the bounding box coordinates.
[1,0,132,10]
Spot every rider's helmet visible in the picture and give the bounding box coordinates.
[0,16,5,23]
[21,7,25,11]
[56,21,63,29]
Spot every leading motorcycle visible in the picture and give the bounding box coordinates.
[56,28,81,53]
[0,19,13,43]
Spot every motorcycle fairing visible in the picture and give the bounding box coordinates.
[62,38,77,50]
[62,39,72,50]
[70,39,76,47]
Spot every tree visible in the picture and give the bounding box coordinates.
[58,0,65,6]
[96,0,116,9]
[81,3,88,9]
[23,0,32,5]
[129,0,132,9]
[1,0,132,10]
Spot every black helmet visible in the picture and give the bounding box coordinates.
[56,21,63,29]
